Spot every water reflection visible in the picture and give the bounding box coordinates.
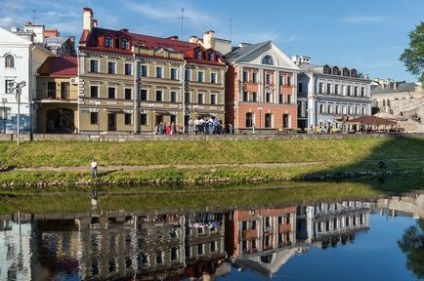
[1,194,423,280]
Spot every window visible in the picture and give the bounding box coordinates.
[156,66,163,78]
[194,49,201,59]
[243,91,248,102]
[125,88,132,100]
[47,82,56,98]
[108,61,116,74]
[326,83,331,94]
[335,84,339,95]
[287,95,292,104]
[245,112,253,127]
[319,82,324,93]
[185,92,190,103]
[283,114,289,128]
[336,105,341,114]
[198,71,204,82]
[266,73,271,84]
[279,75,284,85]
[140,65,148,77]
[243,71,249,82]
[140,113,147,125]
[185,69,191,81]
[156,90,162,102]
[171,91,177,103]
[262,55,273,65]
[171,247,178,261]
[252,72,258,83]
[354,86,358,96]
[347,86,351,96]
[320,104,325,114]
[198,244,204,255]
[5,79,14,94]
[252,92,257,102]
[170,68,178,80]
[279,94,283,104]
[90,112,99,125]
[328,105,333,114]
[90,86,99,98]
[105,37,113,47]
[90,60,99,73]
[265,113,272,128]
[5,55,14,68]
[210,241,217,253]
[108,87,116,99]
[211,73,217,84]
[140,89,147,101]
[124,113,132,125]
[298,82,303,93]
[122,39,129,49]
[198,93,204,104]
[266,92,271,103]
[287,76,292,86]
[125,63,132,75]
[207,51,214,61]
[362,107,367,115]
[361,87,365,97]
[211,94,216,105]
[156,252,163,264]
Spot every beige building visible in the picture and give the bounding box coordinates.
[77,8,226,134]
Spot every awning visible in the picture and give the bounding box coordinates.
[346,115,397,126]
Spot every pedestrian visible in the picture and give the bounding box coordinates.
[90,159,98,177]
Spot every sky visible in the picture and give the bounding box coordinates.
[0,0,422,82]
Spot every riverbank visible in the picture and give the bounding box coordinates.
[1,134,424,189]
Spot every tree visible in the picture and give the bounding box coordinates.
[398,218,424,278]
[399,22,424,84]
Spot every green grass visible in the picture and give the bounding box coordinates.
[1,136,424,188]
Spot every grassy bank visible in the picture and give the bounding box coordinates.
[1,135,424,188]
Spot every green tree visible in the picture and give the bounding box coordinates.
[399,22,424,84]
[398,218,424,278]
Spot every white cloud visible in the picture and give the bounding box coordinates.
[0,17,16,29]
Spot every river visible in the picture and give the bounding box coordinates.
[1,188,424,280]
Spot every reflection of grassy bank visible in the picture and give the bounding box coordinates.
[1,137,424,187]
[2,174,424,215]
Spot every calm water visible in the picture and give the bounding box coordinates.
[1,193,424,280]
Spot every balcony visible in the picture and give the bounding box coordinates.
[279,223,291,233]
[242,228,258,240]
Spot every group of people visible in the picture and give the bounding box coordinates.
[154,122,183,135]
[187,117,233,135]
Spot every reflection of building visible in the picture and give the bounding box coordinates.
[0,213,32,281]
[225,206,297,278]
[375,193,424,218]
[184,211,226,279]
[297,201,371,248]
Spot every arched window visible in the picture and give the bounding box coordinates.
[261,55,273,65]
[5,55,14,68]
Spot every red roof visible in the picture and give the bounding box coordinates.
[37,56,78,77]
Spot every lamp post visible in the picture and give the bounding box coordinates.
[8,81,26,145]
[258,106,263,135]
[95,100,100,135]
[1,98,7,133]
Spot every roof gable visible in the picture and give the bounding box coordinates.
[0,27,32,45]
[37,56,77,77]
[226,41,299,71]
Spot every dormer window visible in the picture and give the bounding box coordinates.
[208,51,214,61]
[351,69,357,77]
[332,66,340,75]
[262,55,273,65]
[194,49,201,59]
[122,39,129,49]
[5,55,14,68]
[323,65,331,74]
[105,37,113,48]
[342,67,350,77]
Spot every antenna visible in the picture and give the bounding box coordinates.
[229,18,233,41]
[32,9,36,23]
[180,8,185,40]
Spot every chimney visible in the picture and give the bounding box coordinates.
[189,35,198,43]
[93,19,98,28]
[83,7,94,31]
[202,30,215,49]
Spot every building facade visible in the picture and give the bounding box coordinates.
[294,55,372,132]
[225,41,300,134]
[77,8,226,134]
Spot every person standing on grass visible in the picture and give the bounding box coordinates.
[90,159,98,177]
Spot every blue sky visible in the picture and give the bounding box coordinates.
[1,0,422,82]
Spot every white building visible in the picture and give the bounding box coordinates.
[0,27,53,134]
[293,55,372,132]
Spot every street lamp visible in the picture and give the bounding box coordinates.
[257,106,263,135]
[8,81,26,145]
[95,100,100,135]
[1,98,7,133]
